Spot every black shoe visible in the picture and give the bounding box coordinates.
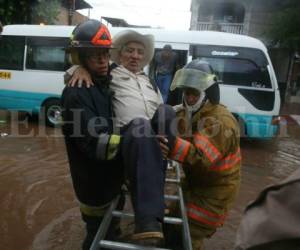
[131,220,164,247]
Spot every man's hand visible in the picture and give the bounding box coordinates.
[68,66,94,88]
[157,135,170,159]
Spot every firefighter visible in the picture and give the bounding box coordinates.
[160,59,241,249]
[61,19,124,250]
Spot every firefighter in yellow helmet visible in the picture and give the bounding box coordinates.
[161,59,241,249]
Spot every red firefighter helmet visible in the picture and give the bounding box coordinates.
[68,19,112,64]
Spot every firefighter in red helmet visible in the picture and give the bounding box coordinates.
[62,20,124,249]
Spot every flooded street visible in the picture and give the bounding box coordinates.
[1,103,300,250]
[0,112,84,250]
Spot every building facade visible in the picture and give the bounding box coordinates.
[54,0,91,25]
[55,8,88,25]
[190,0,278,38]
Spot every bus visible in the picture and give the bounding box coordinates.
[0,25,280,138]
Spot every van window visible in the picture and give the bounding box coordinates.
[0,35,25,70]
[26,37,69,71]
[191,45,272,88]
[198,57,272,88]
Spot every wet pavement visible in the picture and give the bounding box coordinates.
[0,103,300,250]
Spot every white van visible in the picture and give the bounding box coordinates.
[0,25,280,137]
[0,25,74,126]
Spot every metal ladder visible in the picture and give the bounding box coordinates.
[90,162,193,250]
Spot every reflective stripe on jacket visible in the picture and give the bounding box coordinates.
[171,101,241,229]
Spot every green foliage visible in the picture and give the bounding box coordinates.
[0,0,61,25]
[268,0,300,49]
[0,0,35,24]
[31,0,61,24]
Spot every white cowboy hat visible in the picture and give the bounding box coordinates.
[110,30,155,68]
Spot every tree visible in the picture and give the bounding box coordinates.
[31,0,61,24]
[267,0,300,49]
[0,0,60,25]
[0,0,35,24]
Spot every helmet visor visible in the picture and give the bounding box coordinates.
[170,68,216,92]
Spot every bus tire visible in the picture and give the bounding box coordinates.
[43,99,62,127]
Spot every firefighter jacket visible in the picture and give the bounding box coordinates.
[61,76,122,207]
[170,101,241,230]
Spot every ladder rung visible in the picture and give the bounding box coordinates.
[112,210,183,224]
[164,194,180,200]
[111,210,133,218]
[165,178,180,183]
[123,192,179,201]
[99,239,173,250]
[164,216,183,224]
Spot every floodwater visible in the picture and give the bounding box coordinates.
[0,103,300,250]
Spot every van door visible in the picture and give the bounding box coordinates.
[149,46,189,105]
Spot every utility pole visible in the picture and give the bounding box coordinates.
[68,0,75,25]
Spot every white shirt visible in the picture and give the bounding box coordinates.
[66,65,163,127]
[111,65,163,126]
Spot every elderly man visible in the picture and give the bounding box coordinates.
[66,29,176,247]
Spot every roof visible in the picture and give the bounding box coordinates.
[102,17,129,27]
[101,17,151,28]
[62,0,92,10]
[2,25,75,37]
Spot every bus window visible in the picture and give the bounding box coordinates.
[191,45,272,89]
[0,35,25,70]
[26,37,69,71]
[198,57,272,88]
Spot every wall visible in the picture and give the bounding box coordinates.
[55,7,88,25]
